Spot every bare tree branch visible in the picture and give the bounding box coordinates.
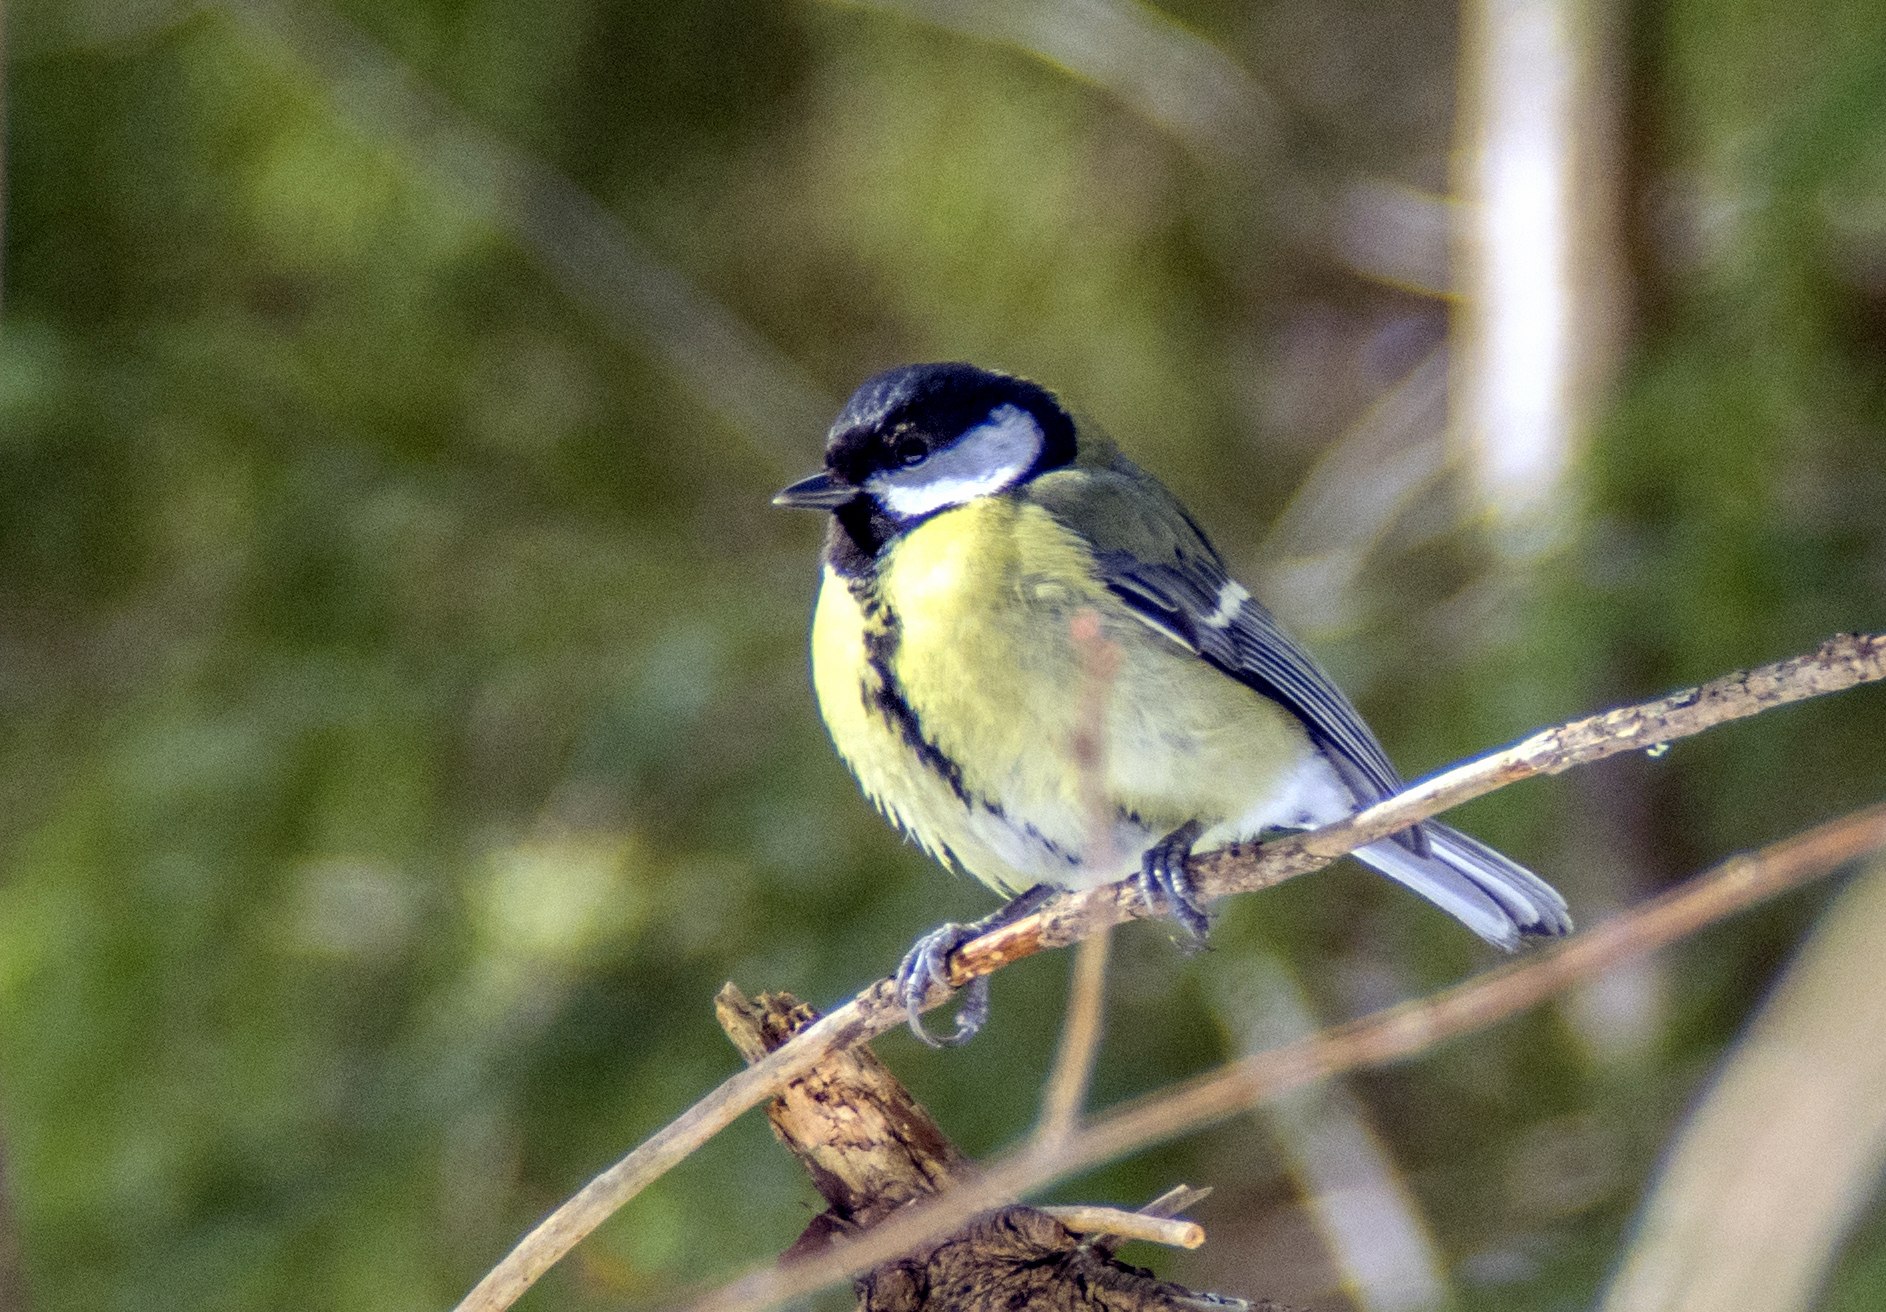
[715,986,966,1236]
[451,632,1886,1312]
[681,799,1886,1312]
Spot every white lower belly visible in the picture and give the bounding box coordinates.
[955,803,1160,894]
[1202,750,1358,847]
[957,748,1359,895]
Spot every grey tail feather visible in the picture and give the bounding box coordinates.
[1353,822,1573,951]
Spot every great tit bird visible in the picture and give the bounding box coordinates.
[777,363,1571,1045]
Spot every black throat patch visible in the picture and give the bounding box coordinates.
[824,503,886,584]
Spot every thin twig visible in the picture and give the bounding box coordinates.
[1212,959,1449,1307]
[1037,612,1124,1144]
[1038,934,1112,1145]
[451,632,1886,1312]
[1038,1206,1205,1251]
[1135,1184,1212,1220]
[676,799,1886,1312]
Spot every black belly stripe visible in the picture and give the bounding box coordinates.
[859,599,975,808]
[857,637,1081,870]
[1024,819,1081,867]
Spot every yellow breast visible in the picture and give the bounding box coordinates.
[810,498,1310,895]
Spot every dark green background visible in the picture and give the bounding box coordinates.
[4,1,1884,1309]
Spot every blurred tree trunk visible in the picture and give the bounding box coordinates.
[1602,854,1886,1312]
[1454,0,1628,554]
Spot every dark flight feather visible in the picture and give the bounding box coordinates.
[1026,442,1426,854]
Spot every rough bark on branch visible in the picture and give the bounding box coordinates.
[716,986,1260,1312]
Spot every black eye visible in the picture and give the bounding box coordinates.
[892,436,929,467]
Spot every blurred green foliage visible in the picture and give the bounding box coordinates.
[2,1,1884,1310]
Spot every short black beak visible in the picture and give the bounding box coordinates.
[772,471,857,510]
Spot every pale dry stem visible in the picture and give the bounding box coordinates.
[1037,611,1125,1145]
[1038,1206,1206,1251]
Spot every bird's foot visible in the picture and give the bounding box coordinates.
[1139,819,1210,944]
[894,884,1056,1047]
[894,925,987,1049]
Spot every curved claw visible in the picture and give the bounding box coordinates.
[891,884,1056,1048]
[1139,819,1210,943]
[894,923,987,1047]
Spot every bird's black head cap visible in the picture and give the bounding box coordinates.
[823,363,1077,486]
[779,364,1078,574]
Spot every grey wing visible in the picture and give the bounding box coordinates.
[1101,552,1408,805]
[1030,455,1424,852]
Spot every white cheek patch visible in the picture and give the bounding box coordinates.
[865,404,1044,520]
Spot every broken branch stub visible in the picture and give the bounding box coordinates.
[714,984,1269,1312]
